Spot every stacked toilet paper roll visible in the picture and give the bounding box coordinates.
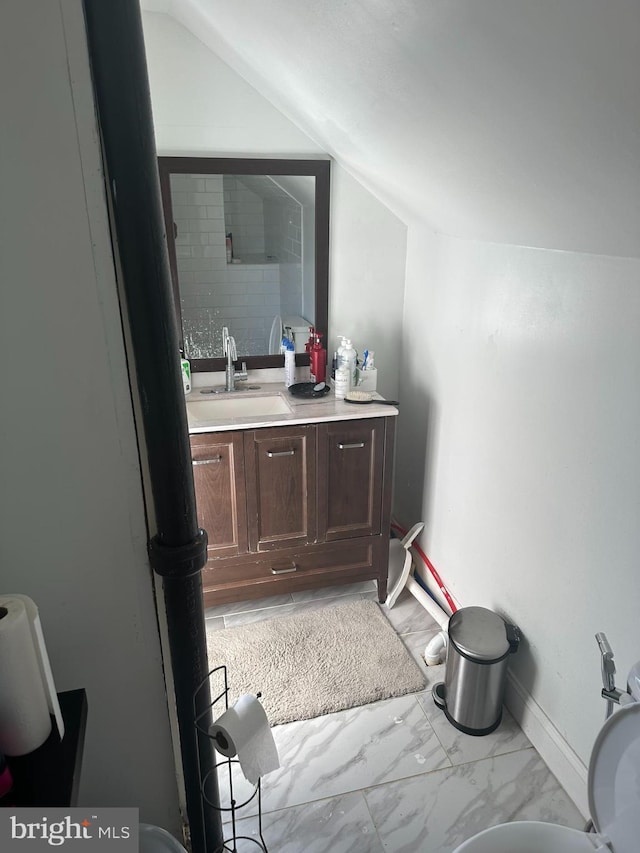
[0,595,64,756]
[209,694,279,785]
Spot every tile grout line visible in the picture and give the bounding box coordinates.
[411,693,454,769]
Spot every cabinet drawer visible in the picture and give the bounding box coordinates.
[202,539,376,597]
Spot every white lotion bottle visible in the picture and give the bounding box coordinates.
[334,366,350,399]
[340,339,357,388]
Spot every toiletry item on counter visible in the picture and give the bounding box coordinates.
[361,349,375,371]
[180,352,191,395]
[305,327,315,353]
[225,232,233,263]
[288,381,330,399]
[310,333,327,384]
[281,337,296,387]
[331,351,338,379]
[336,338,357,388]
[357,348,377,391]
[356,367,377,392]
[336,336,347,369]
[334,366,350,399]
[344,390,398,405]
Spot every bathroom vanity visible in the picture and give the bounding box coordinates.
[187,387,397,607]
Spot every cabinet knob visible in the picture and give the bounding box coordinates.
[337,442,365,450]
[266,449,296,457]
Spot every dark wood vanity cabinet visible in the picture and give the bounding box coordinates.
[190,432,248,560]
[191,416,395,608]
[244,425,317,552]
[317,419,385,541]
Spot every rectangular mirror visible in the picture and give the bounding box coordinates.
[158,157,330,372]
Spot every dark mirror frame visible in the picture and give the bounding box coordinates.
[158,156,330,373]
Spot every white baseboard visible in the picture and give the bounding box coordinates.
[505,672,589,819]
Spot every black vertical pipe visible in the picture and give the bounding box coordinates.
[81,3,223,851]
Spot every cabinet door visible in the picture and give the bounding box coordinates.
[190,432,248,559]
[244,425,317,551]
[317,418,384,541]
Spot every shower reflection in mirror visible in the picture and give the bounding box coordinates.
[159,159,330,369]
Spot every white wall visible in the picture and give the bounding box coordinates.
[169,0,640,260]
[0,0,179,831]
[395,229,640,809]
[142,11,407,398]
[329,169,407,400]
[142,10,323,157]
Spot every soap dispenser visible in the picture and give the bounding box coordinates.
[305,326,315,354]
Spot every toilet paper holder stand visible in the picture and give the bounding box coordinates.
[193,665,268,852]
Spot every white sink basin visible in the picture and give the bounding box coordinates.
[186,393,293,426]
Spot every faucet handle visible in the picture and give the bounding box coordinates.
[236,361,248,381]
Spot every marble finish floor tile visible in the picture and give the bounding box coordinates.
[204,592,293,621]
[290,579,377,602]
[360,589,379,601]
[222,592,367,628]
[220,693,450,816]
[399,629,446,688]
[417,697,531,765]
[364,748,585,853]
[204,615,225,633]
[381,590,441,635]
[230,791,385,852]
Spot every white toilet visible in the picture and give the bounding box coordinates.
[139,824,188,853]
[453,702,640,852]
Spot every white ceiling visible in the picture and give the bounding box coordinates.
[141,0,640,258]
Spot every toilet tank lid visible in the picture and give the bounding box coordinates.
[588,702,640,852]
[283,315,311,333]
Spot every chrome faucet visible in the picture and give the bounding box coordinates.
[222,326,248,391]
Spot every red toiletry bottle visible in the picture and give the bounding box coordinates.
[310,333,327,384]
[305,326,315,353]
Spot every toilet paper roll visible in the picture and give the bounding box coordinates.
[0,595,64,756]
[209,694,280,785]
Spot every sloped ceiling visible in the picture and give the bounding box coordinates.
[142,0,640,258]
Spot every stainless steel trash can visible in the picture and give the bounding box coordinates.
[432,606,519,736]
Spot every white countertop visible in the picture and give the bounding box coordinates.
[186,382,398,433]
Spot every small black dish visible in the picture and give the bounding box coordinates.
[288,382,331,399]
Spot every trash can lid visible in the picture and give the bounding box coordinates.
[448,606,511,662]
